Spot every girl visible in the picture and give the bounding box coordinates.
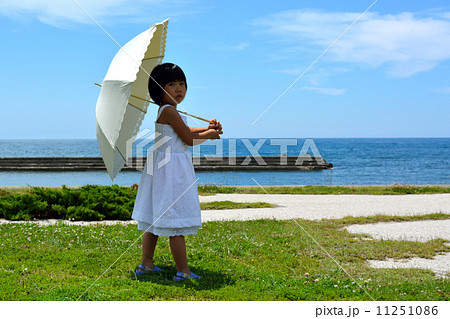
[131,63,222,281]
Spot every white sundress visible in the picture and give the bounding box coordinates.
[131,104,202,236]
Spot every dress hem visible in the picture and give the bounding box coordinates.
[137,221,199,237]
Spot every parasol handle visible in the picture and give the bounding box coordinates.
[94,83,211,123]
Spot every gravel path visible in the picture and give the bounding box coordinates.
[200,193,450,222]
[368,255,450,278]
[345,220,450,242]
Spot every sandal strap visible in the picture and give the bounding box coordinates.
[140,264,160,272]
[139,264,150,271]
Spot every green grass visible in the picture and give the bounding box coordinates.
[200,201,275,210]
[2,184,449,198]
[1,214,448,301]
[197,184,450,195]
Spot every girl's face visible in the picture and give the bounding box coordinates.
[161,80,186,106]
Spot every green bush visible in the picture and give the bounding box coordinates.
[66,206,104,221]
[0,185,137,221]
[51,204,67,217]
[0,193,50,220]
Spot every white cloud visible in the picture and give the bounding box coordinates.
[212,42,250,52]
[300,86,346,95]
[252,10,450,77]
[0,0,196,27]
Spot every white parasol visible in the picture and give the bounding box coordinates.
[95,19,169,180]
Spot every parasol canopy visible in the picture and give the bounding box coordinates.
[95,19,169,180]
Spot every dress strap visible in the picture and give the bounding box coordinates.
[156,104,173,121]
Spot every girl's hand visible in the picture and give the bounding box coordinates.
[208,119,217,130]
[208,128,222,140]
[208,119,222,132]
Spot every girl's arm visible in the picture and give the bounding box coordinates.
[190,127,209,133]
[189,119,222,133]
[161,106,222,146]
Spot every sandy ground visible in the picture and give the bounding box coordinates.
[1,193,449,277]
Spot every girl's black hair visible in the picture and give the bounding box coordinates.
[148,63,187,105]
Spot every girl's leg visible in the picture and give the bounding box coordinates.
[169,235,190,274]
[141,232,159,268]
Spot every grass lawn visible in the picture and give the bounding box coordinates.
[200,200,274,210]
[1,214,449,301]
[2,184,449,196]
[197,184,450,195]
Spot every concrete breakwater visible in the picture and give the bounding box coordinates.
[0,156,332,171]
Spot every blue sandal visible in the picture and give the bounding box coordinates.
[173,271,201,282]
[135,264,163,275]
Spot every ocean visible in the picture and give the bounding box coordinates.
[0,138,448,186]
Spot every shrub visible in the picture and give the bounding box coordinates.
[0,185,138,221]
[66,206,104,221]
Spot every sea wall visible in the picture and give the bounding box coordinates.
[0,156,332,171]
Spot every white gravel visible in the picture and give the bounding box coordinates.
[345,220,450,242]
[368,255,450,278]
[199,193,450,222]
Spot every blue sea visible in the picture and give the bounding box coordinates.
[0,138,448,186]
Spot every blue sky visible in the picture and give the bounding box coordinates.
[1,0,449,139]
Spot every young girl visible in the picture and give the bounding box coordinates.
[131,63,222,281]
